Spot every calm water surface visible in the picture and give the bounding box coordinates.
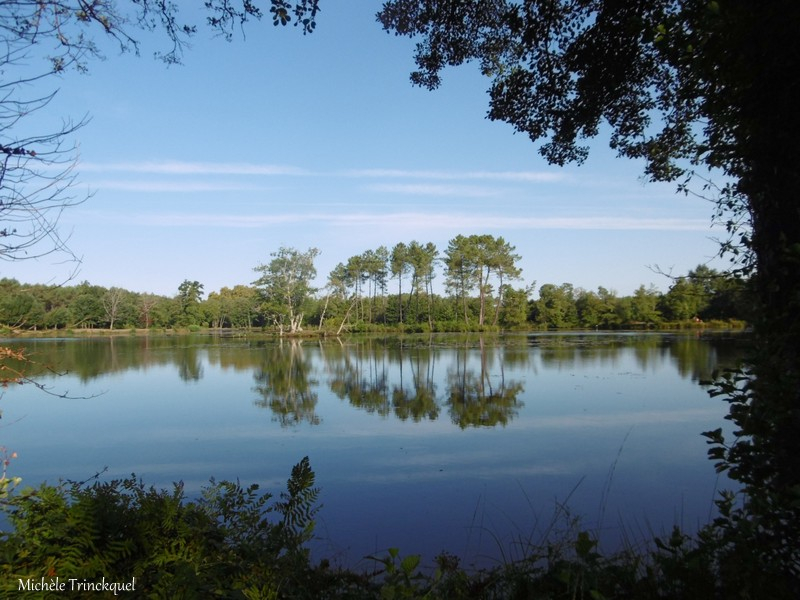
[1,332,747,568]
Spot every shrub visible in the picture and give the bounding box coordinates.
[0,458,320,598]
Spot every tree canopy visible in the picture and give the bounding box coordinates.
[253,247,320,334]
[377,1,797,286]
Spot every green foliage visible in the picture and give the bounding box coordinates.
[3,447,797,598]
[0,258,750,334]
[253,247,320,334]
[274,456,320,542]
[659,265,752,324]
[0,446,22,504]
[444,234,522,328]
[366,547,427,599]
[350,525,760,600]
[0,458,321,598]
[498,286,531,329]
[701,366,800,596]
[629,284,662,325]
[176,280,206,326]
[533,283,578,328]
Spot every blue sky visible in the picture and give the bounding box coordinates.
[2,3,728,297]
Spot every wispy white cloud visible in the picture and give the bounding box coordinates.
[126,213,306,227]
[76,161,571,199]
[364,183,501,197]
[344,168,566,182]
[90,180,275,193]
[115,211,711,232]
[79,161,308,176]
[78,160,565,183]
[328,213,711,231]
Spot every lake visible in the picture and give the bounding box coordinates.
[0,331,747,569]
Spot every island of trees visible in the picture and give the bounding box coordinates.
[1,234,748,335]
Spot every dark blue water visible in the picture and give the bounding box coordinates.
[0,332,746,568]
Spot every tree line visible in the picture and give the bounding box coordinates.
[0,234,749,333]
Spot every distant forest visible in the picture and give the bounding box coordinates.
[0,236,750,333]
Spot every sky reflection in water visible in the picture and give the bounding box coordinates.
[0,332,747,568]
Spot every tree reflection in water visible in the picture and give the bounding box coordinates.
[391,344,439,422]
[252,339,319,426]
[445,338,524,428]
[177,343,203,382]
[3,333,747,429]
[3,332,746,392]
[326,340,391,416]
[325,337,523,427]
